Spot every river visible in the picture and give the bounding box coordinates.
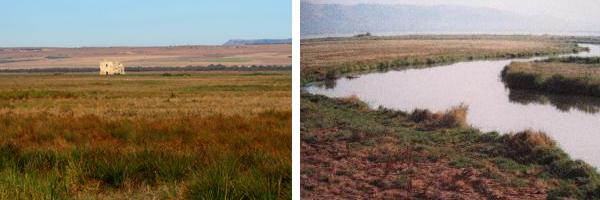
[305,44,600,168]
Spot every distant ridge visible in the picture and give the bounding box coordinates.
[223,39,292,46]
[301,2,578,38]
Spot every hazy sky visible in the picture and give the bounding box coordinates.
[305,0,600,28]
[0,0,291,47]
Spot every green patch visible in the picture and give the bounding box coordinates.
[493,157,530,173]
[449,156,476,168]
[0,90,88,100]
[186,155,290,200]
[182,84,289,92]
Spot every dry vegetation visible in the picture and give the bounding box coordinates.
[300,35,585,83]
[0,44,291,69]
[0,72,291,199]
[301,93,600,199]
[503,57,600,97]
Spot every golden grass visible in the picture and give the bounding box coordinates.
[508,129,556,150]
[0,73,290,117]
[409,104,468,128]
[301,35,583,82]
[0,72,291,199]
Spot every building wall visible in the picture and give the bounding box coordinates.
[99,61,125,75]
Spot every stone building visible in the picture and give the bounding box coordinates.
[99,60,125,75]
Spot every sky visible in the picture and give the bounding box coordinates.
[0,0,291,47]
[305,0,600,31]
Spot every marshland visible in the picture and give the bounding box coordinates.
[300,35,589,84]
[302,35,600,199]
[0,72,291,199]
[503,56,600,97]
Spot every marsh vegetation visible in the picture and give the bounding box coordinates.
[301,93,600,199]
[503,56,600,97]
[300,35,588,83]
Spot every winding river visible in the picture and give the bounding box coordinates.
[305,44,600,168]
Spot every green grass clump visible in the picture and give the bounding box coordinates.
[186,154,291,200]
[0,90,88,100]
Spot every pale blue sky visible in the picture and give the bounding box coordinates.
[0,0,291,47]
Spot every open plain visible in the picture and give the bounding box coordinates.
[0,44,291,69]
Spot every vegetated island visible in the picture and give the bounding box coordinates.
[301,35,600,199]
[503,56,600,97]
[300,35,597,84]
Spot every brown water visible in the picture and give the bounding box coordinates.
[305,44,600,168]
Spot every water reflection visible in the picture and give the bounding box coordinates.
[508,89,600,114]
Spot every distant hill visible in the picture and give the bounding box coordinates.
[223,39,292,46]
[301,2,577,38]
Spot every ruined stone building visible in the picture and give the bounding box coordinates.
[99,60,125,75]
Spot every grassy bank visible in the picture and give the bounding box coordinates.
[301,93,600,199]
[0,72,291,199]
[502,57,600,97]
[301,35,588,84]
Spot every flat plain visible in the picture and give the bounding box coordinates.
[0,44,291,69]
[300,35,586,82]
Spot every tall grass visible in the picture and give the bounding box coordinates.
[409,104,468,128]
[500,130,600,199]
[0,73,291,199]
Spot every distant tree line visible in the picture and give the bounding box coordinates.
[0,64,291,73]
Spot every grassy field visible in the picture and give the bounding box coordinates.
[301,93,600,199]
[301,35,586,83]
[0,72,291,199]
[0,44,291,69]
[503,57,600,97]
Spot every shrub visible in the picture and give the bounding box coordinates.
[502,129,557,164]
[409,109,433,123]
[439,104,468,127]
[409,104,468,128]
[336,95,369,110]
